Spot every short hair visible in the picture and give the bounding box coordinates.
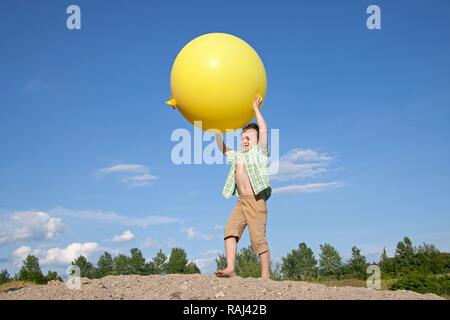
[242,123,259,141]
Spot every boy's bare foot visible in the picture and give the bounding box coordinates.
[214,268,236,278]
[261,274,270,281]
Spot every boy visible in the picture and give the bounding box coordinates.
[214,94,272,280]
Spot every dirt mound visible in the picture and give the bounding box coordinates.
[0,274,444,300]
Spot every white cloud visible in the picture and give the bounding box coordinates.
[272,182,344,194]
[96,163,158,187]
[271,148,334,182]
[41,243,100,266]
[13,245,45,267]
[0,211,63,245]
[182,228,214,241]
[281,149,332,162]
[269,148,344,195]
[13,242,102,267]
[97,164,148,175]
[50,207,179,229]
[50,207,123,223]
[141,238,159,249]
[184,228,196,240]
[111,230,135,243]
[14,246,33,262]
[213,224,223,230]
[120,174,158,187]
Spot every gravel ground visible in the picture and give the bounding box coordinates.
[0,274,444,300]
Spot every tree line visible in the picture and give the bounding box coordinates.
[0,247,200,285]
[215,236,449,296]
[1,236,448,296]
[278,236,449,281]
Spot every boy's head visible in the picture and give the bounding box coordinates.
[241,123,259,152]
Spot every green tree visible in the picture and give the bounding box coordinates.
[346,247,368,280]
[394,236,417,275]
[151,250,168,274]
[96,252,114,278]
[167,247,188,273]
[390,273,450,296]
[186,261,201,274]
[442,252,450,273]
[281,242,318,281]
[167,247,200,274]
[16,255,46,284]
[129,248,147,275]
[235,246,260,278]
[113,254,131,275]
[379,247,395,276]
[0,269,11,284]
[144,261,156,275]
[319,243,343,279]
[45,270,61,282]
[72,255,96,279]
[416,243,445,274]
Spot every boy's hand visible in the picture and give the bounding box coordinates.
[253,94,263,111]
[252,93,268,150]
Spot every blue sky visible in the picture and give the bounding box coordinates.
[1,0,449,275]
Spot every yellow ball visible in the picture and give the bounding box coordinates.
[167,33,267,132]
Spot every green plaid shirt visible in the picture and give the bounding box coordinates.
[222,143,272,200]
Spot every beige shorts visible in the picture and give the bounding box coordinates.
[224,193,269,255]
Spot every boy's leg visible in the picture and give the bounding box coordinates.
[259,250,270,280]
[241,195,270,279]
[215,236,237,277]
[215,201,246,278]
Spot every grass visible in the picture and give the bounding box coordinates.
[318,278,366,288]
[318,277,400,291]
[0,281,36,293]
[316,277,449,299]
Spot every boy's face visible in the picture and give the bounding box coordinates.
[241,128,258,152]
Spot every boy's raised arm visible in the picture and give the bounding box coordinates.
[215,133,232,155]
[253,94,268,151]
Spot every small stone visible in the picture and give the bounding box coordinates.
[48,280,61,287]
[215,291,225,298]
[170,291,182,300]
